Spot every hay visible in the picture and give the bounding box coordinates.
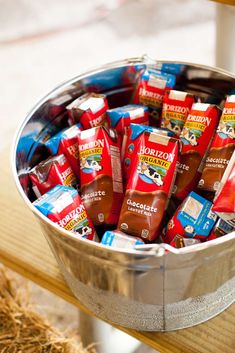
[0,267,96,353]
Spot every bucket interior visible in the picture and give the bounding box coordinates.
[15,59,235,203]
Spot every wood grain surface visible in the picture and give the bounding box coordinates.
[211,0,235,5]
[0,149,234,353]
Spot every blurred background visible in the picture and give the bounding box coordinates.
[0,0,217,149]
[0,0,233,351]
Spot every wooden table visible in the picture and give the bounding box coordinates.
[0,149,235,353]
[211,0,235,5]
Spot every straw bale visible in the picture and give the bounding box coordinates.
[0,267,96,353]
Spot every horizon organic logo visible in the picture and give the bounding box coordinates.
[79,139,105,151]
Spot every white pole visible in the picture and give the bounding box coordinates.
[79,311,141,353]
[216,3,235,73]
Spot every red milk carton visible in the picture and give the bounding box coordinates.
[212,149,235,226]
[78,127,123,226]
[29,154,78,198]
[198,95,235,192]
[67,93,108,129]
[169,235,200,248]
[45,123,82,178]
[162,191,217,243]
[122,123,174,186]
[101,230,144,249]
[33,185,96,240]
[107,104,149,135]
[133,68,176,124]
[118,132,179,241]
[160,90,195,136]
[174,103,221,200]
[207,218,234,241]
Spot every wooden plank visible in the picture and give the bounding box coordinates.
[211,0,235,5]
[0,149,235,353]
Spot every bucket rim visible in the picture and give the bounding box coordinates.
[11,55,235,257]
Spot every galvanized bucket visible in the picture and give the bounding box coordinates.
[12,57,235,331]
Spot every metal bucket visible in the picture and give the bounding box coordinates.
[12,57,235,331]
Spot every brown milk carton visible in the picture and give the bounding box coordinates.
[174,103,221,200]
[78,127,123,226]
[118,132,179,241]
[199,95,235,192]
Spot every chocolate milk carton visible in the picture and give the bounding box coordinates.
[78,127,123,226]
[33,185,96,241]
[212,149,235,227]
[162,191,217,243]
[107,104,149,135]
[122,123,174,186]
[133,68,176,124]
[45,123,82,178]
[199,95,235,192]
[29,154,78,198]
[101,230,144,249]
[174,103,221,200]
[118,132,179,241]
[160,90,195,136]
[67,93,109,129]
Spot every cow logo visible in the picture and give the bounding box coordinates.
[167,219,174,230]
[73,224,93,238]
[124,158,131,167]
[162,118,183,136]
[184,225,195,237]
[149,107,160,121]
[80,156,102,174]
[137,162,165,185]
[128,143,134,153]
[217,121,235,139]
[180,127,201,146]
